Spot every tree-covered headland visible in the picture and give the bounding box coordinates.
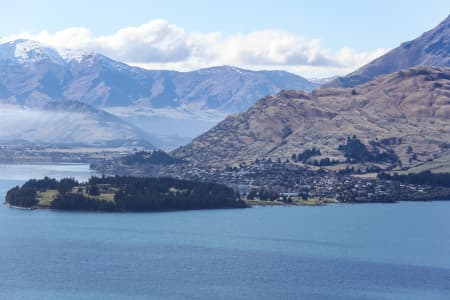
[5,176,247,212]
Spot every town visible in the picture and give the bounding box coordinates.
[91,153,450,204]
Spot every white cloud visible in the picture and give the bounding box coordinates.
[0,20,389,77]
[206,30,332,66]
[9,27,93,51]
[96,20,192,63]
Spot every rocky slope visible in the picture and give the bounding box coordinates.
[325,14,450,88]
[173,66,450,172]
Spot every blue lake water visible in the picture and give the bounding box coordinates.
[0,164,450,299]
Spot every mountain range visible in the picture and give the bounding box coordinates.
[324,14,450,88]
[0,39,317,148]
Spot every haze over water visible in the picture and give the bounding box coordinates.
[1,164,449,300]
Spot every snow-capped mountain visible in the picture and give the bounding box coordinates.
[0,39,65,65]
[0,39,318,110]
[0,39,319,148]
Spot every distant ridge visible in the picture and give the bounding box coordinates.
[0,40,318,112]
[324,14,450,88]
[0,101,154,147]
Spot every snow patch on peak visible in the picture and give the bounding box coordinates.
[0,39,65,65]
[196,65,249,75]
[59,49,131,71]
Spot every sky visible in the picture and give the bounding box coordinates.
[1,0,449,77]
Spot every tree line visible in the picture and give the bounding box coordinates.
[339,136,399,164]
[378,171,450,188]
[291,147,322,163]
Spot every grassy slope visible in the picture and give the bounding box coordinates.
[36,185,117,207]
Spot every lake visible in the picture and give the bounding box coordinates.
[0,163,449,300]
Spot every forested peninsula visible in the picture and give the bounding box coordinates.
[5,176,247,212]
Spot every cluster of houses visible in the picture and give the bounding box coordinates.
[179,161,449,203]
[96,155,450,203]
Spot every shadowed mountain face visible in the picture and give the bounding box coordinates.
[0,101,153,147]
[325,14,450,88]
[173,66,450,171]
[0,39,318,147]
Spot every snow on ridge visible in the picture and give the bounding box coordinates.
[0,39,137,74]
[58,48,94,63]
[58,48,133,72]
[195,65,249,75]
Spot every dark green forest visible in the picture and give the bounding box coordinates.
[122,150,184,165]
[338,136,399,164]
[5,186,37,208]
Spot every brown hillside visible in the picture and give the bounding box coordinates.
[173,66,450,172]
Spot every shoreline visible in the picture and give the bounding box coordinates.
[0,162,91,166]
[4,194,444,210]
[6,198,448,213]
[6,203,34,210]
